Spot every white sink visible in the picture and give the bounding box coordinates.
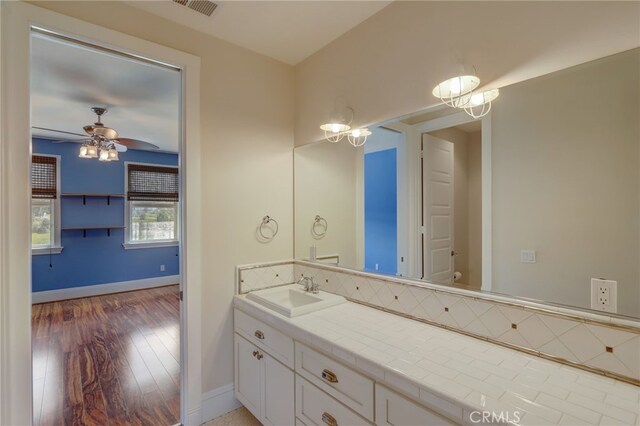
[246,284,346,317]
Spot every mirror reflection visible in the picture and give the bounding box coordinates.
[295,48,639,318]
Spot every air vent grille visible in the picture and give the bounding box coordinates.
[173,0,218,17]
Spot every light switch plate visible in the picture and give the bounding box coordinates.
[591,278,617,313]
[520,250,536,263]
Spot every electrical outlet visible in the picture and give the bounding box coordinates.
[520,250,536,263]
[160,264,165,272]
[591,278,617,313]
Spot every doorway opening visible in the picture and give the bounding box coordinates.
[30,27,183,425]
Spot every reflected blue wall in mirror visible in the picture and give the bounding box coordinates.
[364,148,397,275]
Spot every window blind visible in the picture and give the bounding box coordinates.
[32,155,57,199]
[127,164,179,201]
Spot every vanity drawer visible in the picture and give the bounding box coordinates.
[296,376,370,426]
[375,384,458,426]
[234,309,294,368]
[295,342,374,421]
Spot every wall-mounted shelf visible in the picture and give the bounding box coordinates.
[62,226,126,238]
[61,193,125,205]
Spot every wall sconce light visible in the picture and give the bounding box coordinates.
[432,66,499,119]
[463,89,500,119]
[320,106,354,143]
[432,75,480,108]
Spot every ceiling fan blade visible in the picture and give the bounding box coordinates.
[115,138,159,150]
[32,126,87,138]
[50,138,91,144]
[113,142,128,153]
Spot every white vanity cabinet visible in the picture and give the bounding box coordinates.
[234,307,462,426]
[234,307,296,426]
[234,334,295,425]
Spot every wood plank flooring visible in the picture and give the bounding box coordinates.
[32,285,180,426]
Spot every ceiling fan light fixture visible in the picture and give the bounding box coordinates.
[108,146,119,161]
[78,144,90,158]
[98,148,111,162]
[93,126,118,140]
[86,145,99,158]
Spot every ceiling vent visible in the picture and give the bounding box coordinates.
[173,0,218,17]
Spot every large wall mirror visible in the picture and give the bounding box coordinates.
[294,48,639,319]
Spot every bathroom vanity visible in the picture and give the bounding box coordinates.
[234,285,640,426]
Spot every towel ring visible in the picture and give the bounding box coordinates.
[311,215,328,238]
[259,215,279,240]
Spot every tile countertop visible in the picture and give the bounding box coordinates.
[234,295,640,426]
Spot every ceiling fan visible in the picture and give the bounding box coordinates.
[32,107,160,162]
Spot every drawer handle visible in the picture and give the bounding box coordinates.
[252,350,263,360]
[322,412,338,426]
[254,330,265,339]
[321,369,338,383]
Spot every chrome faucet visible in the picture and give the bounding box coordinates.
[297,276,319,294]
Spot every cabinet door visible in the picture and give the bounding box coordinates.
[375,385,457,426]
[263,353,295,426]
[234,334,262,419]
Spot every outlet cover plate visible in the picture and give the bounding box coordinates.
[591,278,617,313]
[520,250,536,263]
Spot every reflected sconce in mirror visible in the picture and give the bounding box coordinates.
[432,68,499,119]
[347,128,372,147]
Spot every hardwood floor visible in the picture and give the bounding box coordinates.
[32,285,180,426]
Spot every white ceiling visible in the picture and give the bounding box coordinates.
[125,0,392,65]
[31,32,181,153]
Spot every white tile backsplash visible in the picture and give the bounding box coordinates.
[237,260,640,384]
[294,262,640,384]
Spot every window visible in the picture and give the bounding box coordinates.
[125,163,179,248]
[31,154,62,254]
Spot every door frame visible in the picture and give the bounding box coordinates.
[410,110,492,291]
[0,3,203,425]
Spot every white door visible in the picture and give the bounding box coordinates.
[262,353,295,426]
[422,134,454,284]
[234,335,262,419]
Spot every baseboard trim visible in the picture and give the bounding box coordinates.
[200,383,242,424]
[31,275,180,303]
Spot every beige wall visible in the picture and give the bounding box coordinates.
[294,141,359,268]
[32,1,295,393]
[491,49,639,317]
[295,1,640,146]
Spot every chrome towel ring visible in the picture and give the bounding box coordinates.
[312,215,328,238]
[259,215,279,240]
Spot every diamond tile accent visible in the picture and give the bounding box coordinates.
[558,325,606,363]
[518,315,556,349]
[447,299,477,328]
[479,306,512,338]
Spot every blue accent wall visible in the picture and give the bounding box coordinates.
[32,138,179,292]
[364,148,397,275]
